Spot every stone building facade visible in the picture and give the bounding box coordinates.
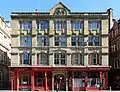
[0,16,11,89]
[10,2,111,91]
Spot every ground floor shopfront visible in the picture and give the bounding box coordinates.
[10,67,109,91]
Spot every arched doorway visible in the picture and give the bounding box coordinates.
[54,74,66,91]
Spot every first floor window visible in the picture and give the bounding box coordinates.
[37,53,49,65]
[54,52,66,65]
[71,53,83,65]
[20,52,31,65]
[89,53,101,65]
[71,36,83,46]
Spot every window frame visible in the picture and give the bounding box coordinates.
[71,36,83,46]
[71,53,83,65]
[88,36,100,46]
[20,35,32,47]
[54,35,66,47]
[89,52,100,65]
[20,52,31,65]
[71,21,83,31]
[54,51,67,65]
[37,20,49,30]
[20,21,32,30]
[54,20,67,31]
[88,21,101,31]
[37,53,49,65]
[37,36,49,46]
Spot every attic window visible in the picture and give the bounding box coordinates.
[54,8,67,15]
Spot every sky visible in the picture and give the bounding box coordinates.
[0,0,120,21]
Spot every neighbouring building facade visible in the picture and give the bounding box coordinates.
[0,16,11,89]
[10,2,111,91]
[109,19,120,90]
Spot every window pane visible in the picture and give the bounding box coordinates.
[92,22,97,30]
[94,36,100,46]
[23,52,29,64]
[71,37,76,46]
[54,21,56,30]
[38,21,49,30]
[37,36,49,46]
[88,36,93,46]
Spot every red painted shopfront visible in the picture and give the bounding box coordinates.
[10,66,110,91]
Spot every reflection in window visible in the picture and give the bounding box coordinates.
[89,53,100,65]
[37,36,49,46]
[20,73,31,86]
[20,52,31,65]
[54,52,66,65]
[20,35,32,47]
[74,72,85,88]
[71,36,83,46]
[54,20,67,31]
[20,21,32,30]
[37,53,49,65]
[37,21,49,30]
[54,36,66,47]
[35,72,45,87]
[71,21,83,31]
[88,21,100,31]
[71,53,83,65]
[88,36,100,46]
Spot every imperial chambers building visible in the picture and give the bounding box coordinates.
[10,2,111,91]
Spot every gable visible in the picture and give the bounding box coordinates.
[50,2,70,15]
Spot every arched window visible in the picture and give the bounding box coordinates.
[71,53,83,65]
[54,51,67,65]
[20,51,31,65]
[89,52,101,65]
[37,53,49,65]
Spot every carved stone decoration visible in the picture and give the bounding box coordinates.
[54,8,67,15]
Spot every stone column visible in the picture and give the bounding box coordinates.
[85,72,88,90]
[52,73,54,91]
[66,72,68,91]
[17,71,19,91]
[72,72,74,91]
[100,71,102,90]
[31,71,34,91]
[45,72,48,91]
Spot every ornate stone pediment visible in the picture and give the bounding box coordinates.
[54,8,67,15]
[50,2,70,15]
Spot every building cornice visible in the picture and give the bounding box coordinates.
[10,12,109,19]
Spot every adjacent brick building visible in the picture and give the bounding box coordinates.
[10,2,111,91]
[109,19,120,90]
